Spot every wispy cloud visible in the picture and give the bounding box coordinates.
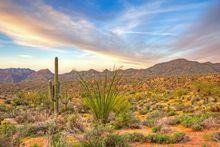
[0,0,167,65]
[174,1,220,62]
[112,30,175,36]
[0,0,215,67]
[18,54,33,58]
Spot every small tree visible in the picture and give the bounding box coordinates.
[78,69,130,124]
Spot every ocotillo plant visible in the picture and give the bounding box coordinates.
[48,57,60,114]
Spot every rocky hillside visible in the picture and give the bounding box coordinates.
[145,59,220,76]
[1,59,220,83]
[0,68,34,83]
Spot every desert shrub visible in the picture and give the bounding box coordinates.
[210,103,220,112]
[167,111,176,116]
[79,69,130,124]
[175,113,211,131]
[84,122,113,141]
[156,117,177,126]
[48,133,71,147]
[15,109,48,123]
[113,112,140,129]
[82,124,128,147]
[104,134,129,147]
[146,134,172,144]
[210,132,220,142]
[18,124,47,137]
[147,110,166,119]
[152,126,162,133]
[18,119,61,138]
[202,117,219,129]
[146,132,186,144]
[143,118,156,127]
[66,114,84,133]
[13,91,50,108]
[0,122,16,137]
[30,144,40,147]
[173,88,188,97]
[194,82,220,97]
[12,97,28,106]
[82,133,129,147]
[0,104,9,112]
[0,122,17,146]
[82,138,104,147]
[191,124,203,131]
[0,135,12,147]
[123,132,145,143]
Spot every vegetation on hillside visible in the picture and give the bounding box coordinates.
[0,58,220,146]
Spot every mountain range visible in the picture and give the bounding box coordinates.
[0,58,220,83]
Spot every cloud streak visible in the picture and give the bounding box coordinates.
[0,0,217,67]
[174,1,220,62]
[18,54,33,58]
[0,0,187,65]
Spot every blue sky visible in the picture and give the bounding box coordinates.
[0,0,219,73]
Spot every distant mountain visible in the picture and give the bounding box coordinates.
[145,59,220,76]
[1,59,220,83]
[0,68,34,83]
[26,69,53,81]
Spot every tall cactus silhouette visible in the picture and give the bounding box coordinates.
[48,57,60,114]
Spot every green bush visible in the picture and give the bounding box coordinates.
[13,91,50,108]
[0,104,9,112]
[48,133,71,147]
[152,126,162,133]
[146,132,186,144]
[0,122,16,137]
[211,132,220,142]
[146,134,172,144]
[82,138,104,147]
[173,88,188,97]
[30,144,40,147]
[66,114,84,133]
[114,112,140,129]
[175,113,211,131]
[82,134,128,147]
[123,132,145,143]
[194,82,220,97]
[104,134,129,147]
[139,107,149,115]
[143,118,156,127]
[0,123,17,146]
[191,124,203,131]
[19,124,48,137]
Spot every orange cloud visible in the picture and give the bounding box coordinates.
[0,0,165,66]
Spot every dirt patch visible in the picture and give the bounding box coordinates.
[22,136,48,147]
[0,98,11,107]
[116,127,152,135]
[0,99,5,104]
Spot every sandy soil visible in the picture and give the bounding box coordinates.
[22,136,48,147]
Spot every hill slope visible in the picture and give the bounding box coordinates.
[145,59,220,76]
[1,59,220,83]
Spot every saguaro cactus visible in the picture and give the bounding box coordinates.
[48,57,60,114]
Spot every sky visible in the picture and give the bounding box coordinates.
[0,0,219,73]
